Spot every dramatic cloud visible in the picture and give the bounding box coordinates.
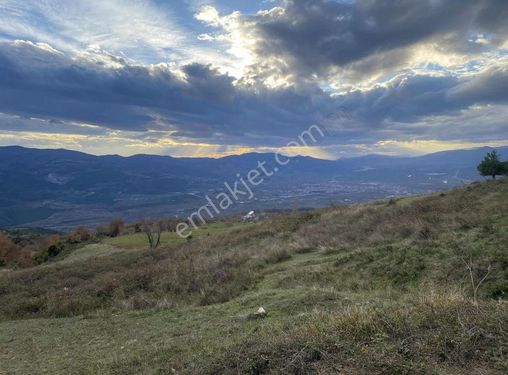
[200,0,508,85]
[448,59,508,104]
[0,0,508,157]
[0,40,336,146]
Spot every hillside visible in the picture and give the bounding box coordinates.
[0,179,507,374]
[1,145,507,229]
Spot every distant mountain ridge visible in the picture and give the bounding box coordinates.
[1,145,507,229]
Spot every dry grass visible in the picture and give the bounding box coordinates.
[1,180,507,320]
[0,179,507,374]
[201,290,508,374]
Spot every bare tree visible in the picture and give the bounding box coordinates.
[143,220,162,249]
[463,255,492,308]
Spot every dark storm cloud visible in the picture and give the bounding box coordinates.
[0,114,111,136]
[474,0,508,39]
[1,38,508,148]
[334,65,508,138]
[336,74,462,123]
[250,0,508,78]
[448,62,508,105]
[0,40,334,145]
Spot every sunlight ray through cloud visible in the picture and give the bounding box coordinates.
[1,0,508,157]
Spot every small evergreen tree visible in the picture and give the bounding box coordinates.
[477,150,506,179]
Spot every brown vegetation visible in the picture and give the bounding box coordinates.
[66,226,91,243]
[0,233,31,268]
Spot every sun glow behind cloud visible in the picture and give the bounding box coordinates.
[1,0,508,157]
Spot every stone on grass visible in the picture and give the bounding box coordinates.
[254,307,267,317]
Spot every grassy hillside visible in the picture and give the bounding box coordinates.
[0,179,507,374]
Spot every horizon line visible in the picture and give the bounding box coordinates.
[2,143,508,161]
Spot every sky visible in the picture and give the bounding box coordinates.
[0,0,507,159]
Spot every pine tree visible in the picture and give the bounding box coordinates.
[477,150,506,179]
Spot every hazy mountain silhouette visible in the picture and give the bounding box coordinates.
[1,145,506,228]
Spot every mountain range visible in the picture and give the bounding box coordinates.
[1,145,507,230]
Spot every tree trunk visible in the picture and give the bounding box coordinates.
[492,174,496,180]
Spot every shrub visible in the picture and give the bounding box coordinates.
[0,233,32,268]
[109,219,124,237]
[32,235,64,264]
[67,226,91,244]
[95,220,125,238]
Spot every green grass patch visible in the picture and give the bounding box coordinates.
[1,179,507,373]
[103,222,248,249]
